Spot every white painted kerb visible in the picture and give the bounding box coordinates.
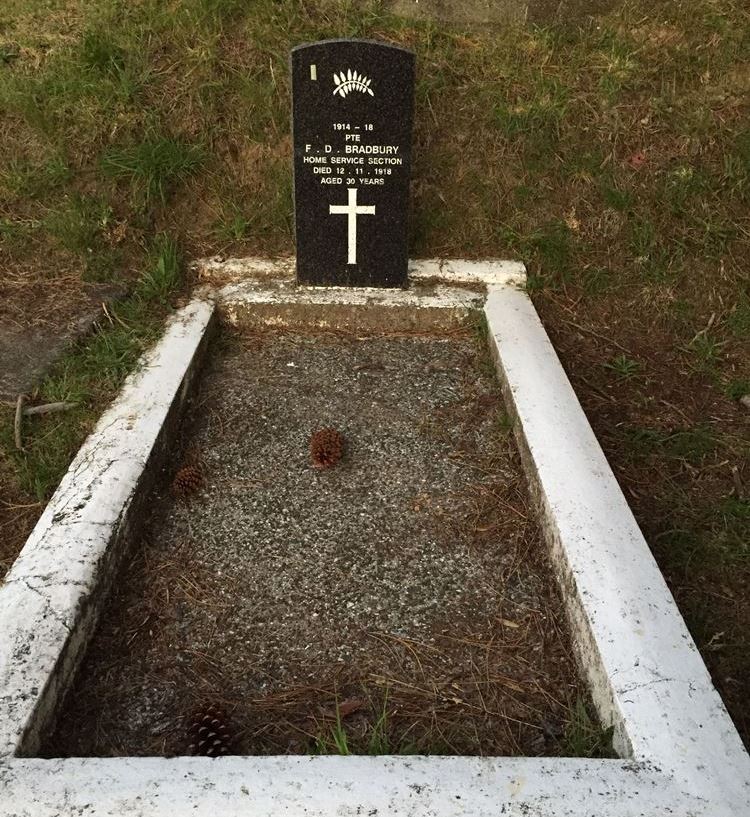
[216,279,485,311]
[409,258,526,287]
[484,285,750,814]
[0,756,697,816]
[1,270,748,817]
[0,299,214,757]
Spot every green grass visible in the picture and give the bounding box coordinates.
[687,332,726,371]
[597,43,640,104]
[559,697,615,758]
[501,220,572,284]
[138,234,182,302]
[724,130,750,200]
[728,298,750,338]
[45,194,112,255]
[213,202,253,242]
[1,0,749,748]
[42,194,121,280]
[101,135,205,205]
[600,181,633,213]
[492,77,569,140]
[623,425,718,464]
[663,165,708,214]
[3,0,748,276]
[315,711,352,756]
[0,155,71,199]
[8,306,159,501]
[309,692,613,758]
[726,379,749,401]
[3,236,181,501]
[80,30,128,78]
[0,44,20,64]
[653,495,749,574]
[0,216,36,251]
[495,410,514,435]
[313,696,413,756]
[582,267,613,296]
[604,354,640,380]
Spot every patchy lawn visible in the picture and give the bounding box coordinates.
[1,0,748,749]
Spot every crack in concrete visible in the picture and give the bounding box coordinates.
[618,678,679,694]
[16,579,73,634]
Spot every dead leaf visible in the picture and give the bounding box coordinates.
[110,221,128,244]
[564,208,580,233]
[627,151,647,169]
[337,698,365,718]
[412,493,431,512]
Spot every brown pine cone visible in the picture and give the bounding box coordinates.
[172,464,203,497]
[310,428,344,469]
[188,703,233,757]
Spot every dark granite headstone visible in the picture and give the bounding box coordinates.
[291,39,415,287]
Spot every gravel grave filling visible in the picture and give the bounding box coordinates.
[46,328,587,757]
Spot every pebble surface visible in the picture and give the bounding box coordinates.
[48,331,579,756]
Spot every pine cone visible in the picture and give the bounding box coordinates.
[172,464,203,497]
[188,704,233,757]
[310,428,344,469]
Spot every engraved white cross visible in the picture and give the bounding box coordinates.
[329,187,375,265]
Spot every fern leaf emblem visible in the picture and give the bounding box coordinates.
[333,69,374,98]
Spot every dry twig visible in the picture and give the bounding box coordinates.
[23,401,77,416]
[14,395,26,451]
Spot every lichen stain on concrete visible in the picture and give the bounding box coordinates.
[0,300,215,757]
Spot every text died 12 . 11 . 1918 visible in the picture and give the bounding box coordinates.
[291,39,415,287]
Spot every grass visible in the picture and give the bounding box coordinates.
[0,0,749,751]
[45,194,112,255]
[213,202,253,242]
[311,693,614,758]
[604,354,640,380]
[492,77,569,140]
[101,135,205,205]
[1,236,181,502]
[138,234,182,302]
[560,697,615,759]
[0,154,71,199]
[726,379,749,401]
[688,333,725,370]
[314,697,400,756]
[623,425,718,464]
[728,298,750,338]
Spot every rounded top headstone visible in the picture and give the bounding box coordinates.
[291,39,416,288]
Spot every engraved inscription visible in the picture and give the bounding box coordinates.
[292,40,414,286]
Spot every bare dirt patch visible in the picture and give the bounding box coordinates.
[46,329,585,757]
[0,276,122,401]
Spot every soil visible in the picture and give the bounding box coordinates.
[0,278,123,578]
[45,328,584,758]
[0,280,123,402]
